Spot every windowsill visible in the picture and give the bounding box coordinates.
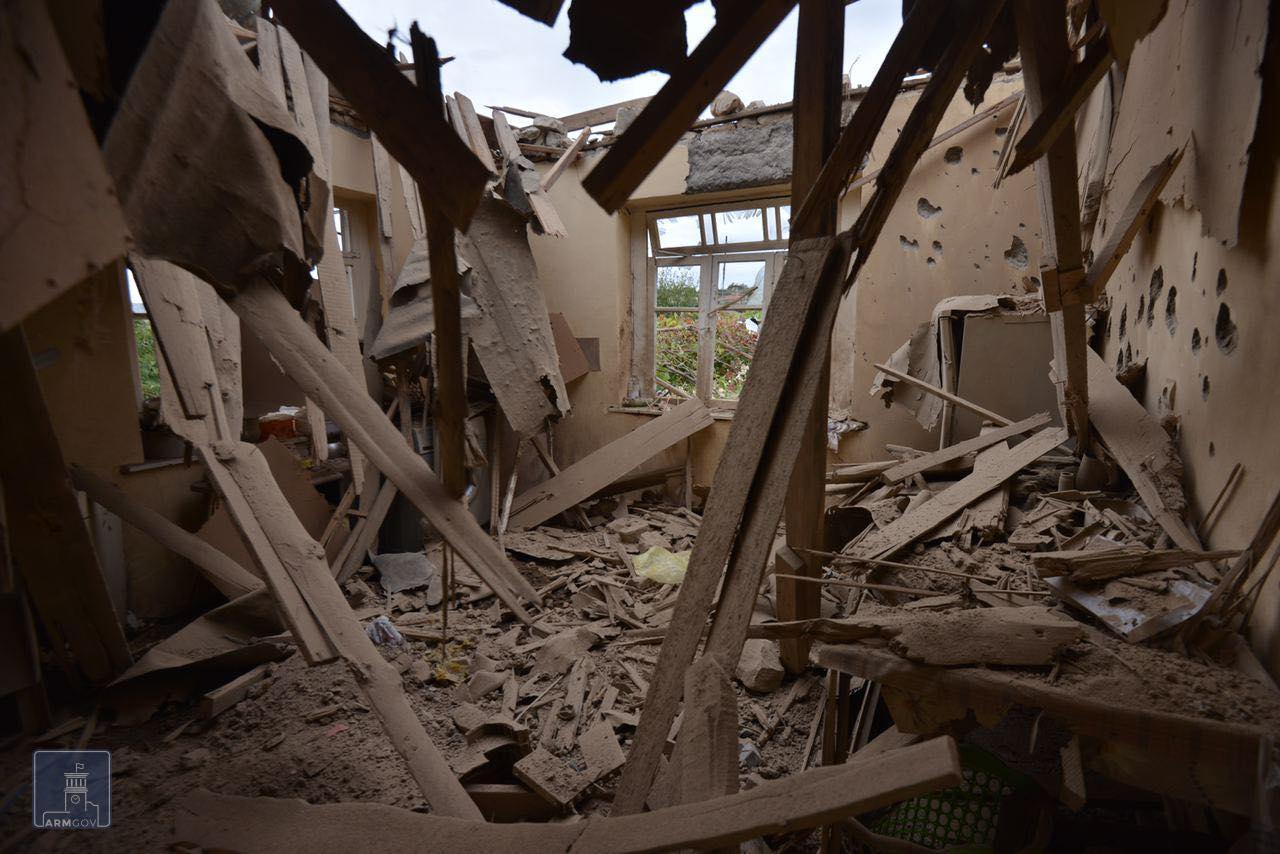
[608,404,735,421]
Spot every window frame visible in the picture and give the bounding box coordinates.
[647,202,788,406]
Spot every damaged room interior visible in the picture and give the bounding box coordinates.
[5,0,1280,849]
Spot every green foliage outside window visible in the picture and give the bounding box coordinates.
[134,318,161,400]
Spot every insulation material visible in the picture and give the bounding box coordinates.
[0,0,131,333]
[460,198,569,435]
[104,0,318,294]
[1097,0,1268,249]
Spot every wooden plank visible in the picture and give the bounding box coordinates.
[1085,348,1201,552]
[1033,546,1240,582]
[134,261,218,421]
[270,0,490,230]
[452,91,497,175]
[582,0,799,212]
[206,441,482,819]
[0,328,132,684]
[874,362,1014,426]
[790,0,947,235]
[177,737,962,852]
[613,237,851,815]
[529,435,592,530]
[314,130,368,493]
[231,280,540,621]
[508,399,714,529]
[200,662,272,718]
[333,478,398,583]
[1083,149,1184,303]
[559,96,652,132]
[69,464,261,600]
[1014,0,1090,442]
[412,29,469,499]
[201,450,337,665]
[1007,38,1112,177]
[776,0,845,678]
[491,107,567,238]
[882,412,1052,484]
[617,0,1008,810]
[853,427,1069,560]
[816,644,1267,817]
[540,126,591,192]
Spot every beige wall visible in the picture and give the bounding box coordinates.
[1097,129,1280,677]
[833,74,1042,464]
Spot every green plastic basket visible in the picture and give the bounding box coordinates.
[869,745,1033,851]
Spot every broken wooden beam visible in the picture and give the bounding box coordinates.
[852,427,1069,560]
[881,412,1052,484]
[507,399,713,530]
[582,0,799,212]
[0,328,132,685]
[203,441,482,819]
[1082,148,1184,303]
[1085,348,1210,569]
[411,28,469,499]
[68,464,261,600]
[755,607,1082,666]
[200,662,272,718]
[1032,546,1241,583]
[1007,37,1113,177]
[815,644,1267,817]
[333,477,399,584]
[776,0,848,677]
[540,126,591,192]
[1014,0,1090,442]
[874,362,1015,426]
[231,280,539,622]
[790,0,945,235]
[615,0,1009,813]
[177,736,962,851]
[270,0,490,230]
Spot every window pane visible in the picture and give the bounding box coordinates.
[714,208,764,244]
[655,215,701,248]
[656,264,701,308]
[712,310,760,400]
[765,208,778,240]
[655,311,699,398]
[716,260,765,309]
[778,205,791,239]
[333,208,347,252]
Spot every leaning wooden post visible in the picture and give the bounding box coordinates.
[776,0,845,675]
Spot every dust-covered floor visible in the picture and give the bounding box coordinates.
[0,501,825,853]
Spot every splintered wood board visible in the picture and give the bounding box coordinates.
[853,427,1069,560]
[508,399,713,529]
[177,736,962,851]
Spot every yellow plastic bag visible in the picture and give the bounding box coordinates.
[633,546,690,585]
